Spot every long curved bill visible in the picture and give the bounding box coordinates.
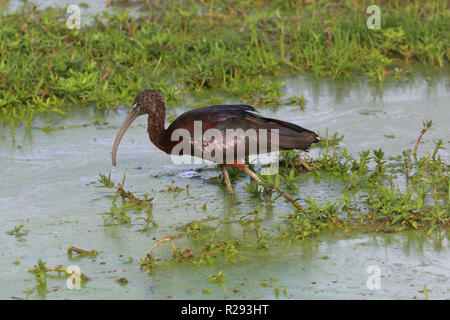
[111,107,139,166]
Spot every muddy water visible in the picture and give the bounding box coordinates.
[1,72,449,299]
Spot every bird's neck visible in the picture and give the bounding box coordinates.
[147,110,168,153]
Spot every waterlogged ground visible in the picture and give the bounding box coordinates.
[0,74,449,299]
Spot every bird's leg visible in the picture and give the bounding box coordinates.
[247,161,271,200]
[220,164,234,195]
[297,156,312,171]
[240,166,303,210]
[263,187,273,201]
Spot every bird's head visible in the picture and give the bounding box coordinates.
[111,90,165,166]
[132,89,165,116]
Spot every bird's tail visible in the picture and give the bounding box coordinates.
[279,129,319,151]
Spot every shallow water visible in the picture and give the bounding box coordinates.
[0,72,449,299]
[6,0,142,22]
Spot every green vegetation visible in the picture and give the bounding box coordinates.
[28,258,88,294]
[67,247,99,258]
[207,270,228,298]
[1,0,449,137]
[7,224,28,237]
[98,173,157,229]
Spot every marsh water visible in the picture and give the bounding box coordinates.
[1,71,449,299]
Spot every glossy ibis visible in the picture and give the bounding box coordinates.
[112,90,318,205]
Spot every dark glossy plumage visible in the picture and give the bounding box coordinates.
[112,90,318,167]
[164,104,319,159]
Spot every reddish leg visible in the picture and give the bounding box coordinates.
[238,165,304,210]
[220,164,234,195]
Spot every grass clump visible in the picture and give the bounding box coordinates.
[275,122,449,238]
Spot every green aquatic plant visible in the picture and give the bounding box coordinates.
[207,270,228,298]
[98,173,157,228]
[67,247,98,258]
[195,238,241,266]
[116,277,129,286]
[28,258,88,294]
[178,219,216,241]
[423,285,430,300]
[276,121,449,236]
[140,233,183,273]
[7,224,28,237]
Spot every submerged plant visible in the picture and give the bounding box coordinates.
[67,247,98,258]
[28,259,88,294]
[7,224,28,237]
[98,173,157,228]
[207,271,228,298]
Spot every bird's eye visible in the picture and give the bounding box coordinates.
[133,102,141,111]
